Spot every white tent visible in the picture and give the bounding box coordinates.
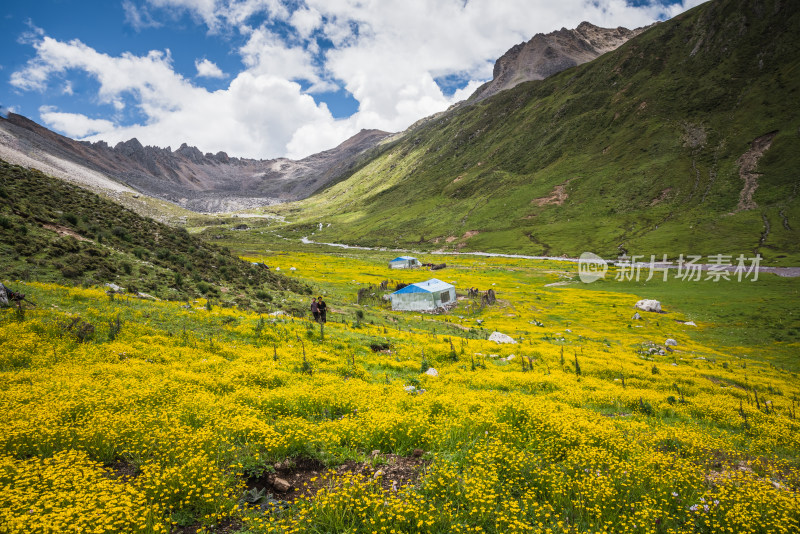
[388,256,421,269]
[390,278,456,311]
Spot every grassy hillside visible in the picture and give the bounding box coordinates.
[0,160,310,311]
[272,0,800,265]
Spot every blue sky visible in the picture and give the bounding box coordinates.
[0,0,702,159]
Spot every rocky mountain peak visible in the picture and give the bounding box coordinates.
[470,21,651,103]
[114,138,145,158]
[176,143,205,164]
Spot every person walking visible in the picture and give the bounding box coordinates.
[317,296,327,323]
[310,297,320,322]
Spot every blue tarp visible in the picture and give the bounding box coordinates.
[391,278,453,295]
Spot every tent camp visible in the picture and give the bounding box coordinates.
[390,278,456,311]
[388,256,421,269]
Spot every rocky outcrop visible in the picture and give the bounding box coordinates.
[736,131,778,211]
[470,22,651,102]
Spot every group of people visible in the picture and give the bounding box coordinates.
[310,296,327,323]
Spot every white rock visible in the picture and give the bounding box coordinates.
[634,299,662,313]
[269,310,287,316]
[425,368,439,377]
[105,283,124,292]
[665,338,678,346]
[632,312,642,320]
[683,321,697,326]
[505,354,516,361]
[290,267,297,271]
[403,385,416,392]
[489,332,516,344]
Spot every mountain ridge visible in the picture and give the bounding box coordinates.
[0,112,391,212]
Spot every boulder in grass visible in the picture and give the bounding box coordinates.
[272,478,291,493]
[425,367,439,377]
[632,312,642,320]
[665,338,678,346]
[634,299,662,313]
[489,331,516,344]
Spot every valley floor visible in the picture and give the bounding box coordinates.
[2,249,799,533]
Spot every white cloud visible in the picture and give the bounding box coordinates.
[123,0,162,32]
[195,58,226,78]
[39,106,115,137]
[11,35,335,157]
[12,0,701,159]
[146,0,289,32]
[290,6,322,39]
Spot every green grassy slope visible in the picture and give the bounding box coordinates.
[0,160,310,311]
[275,0,800,264]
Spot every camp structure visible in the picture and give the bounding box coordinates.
[390,278,456,311]
[388,256,421,269]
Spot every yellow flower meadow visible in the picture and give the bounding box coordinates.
[1,250,798,533]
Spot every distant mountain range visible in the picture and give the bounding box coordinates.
[0,19,642,213]
[0,112,390,212]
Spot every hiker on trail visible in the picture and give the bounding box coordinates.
[311,297,320,322]
[317,296,327,323]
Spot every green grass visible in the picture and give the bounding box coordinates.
[580,269,800,371]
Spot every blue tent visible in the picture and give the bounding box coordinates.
[390,278,456,311]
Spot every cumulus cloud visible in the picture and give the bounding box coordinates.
[11,0,703,159]
[195,58,225,78]
[11,35,334,157]
[39,106,115,137]
[290,6,322,39]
